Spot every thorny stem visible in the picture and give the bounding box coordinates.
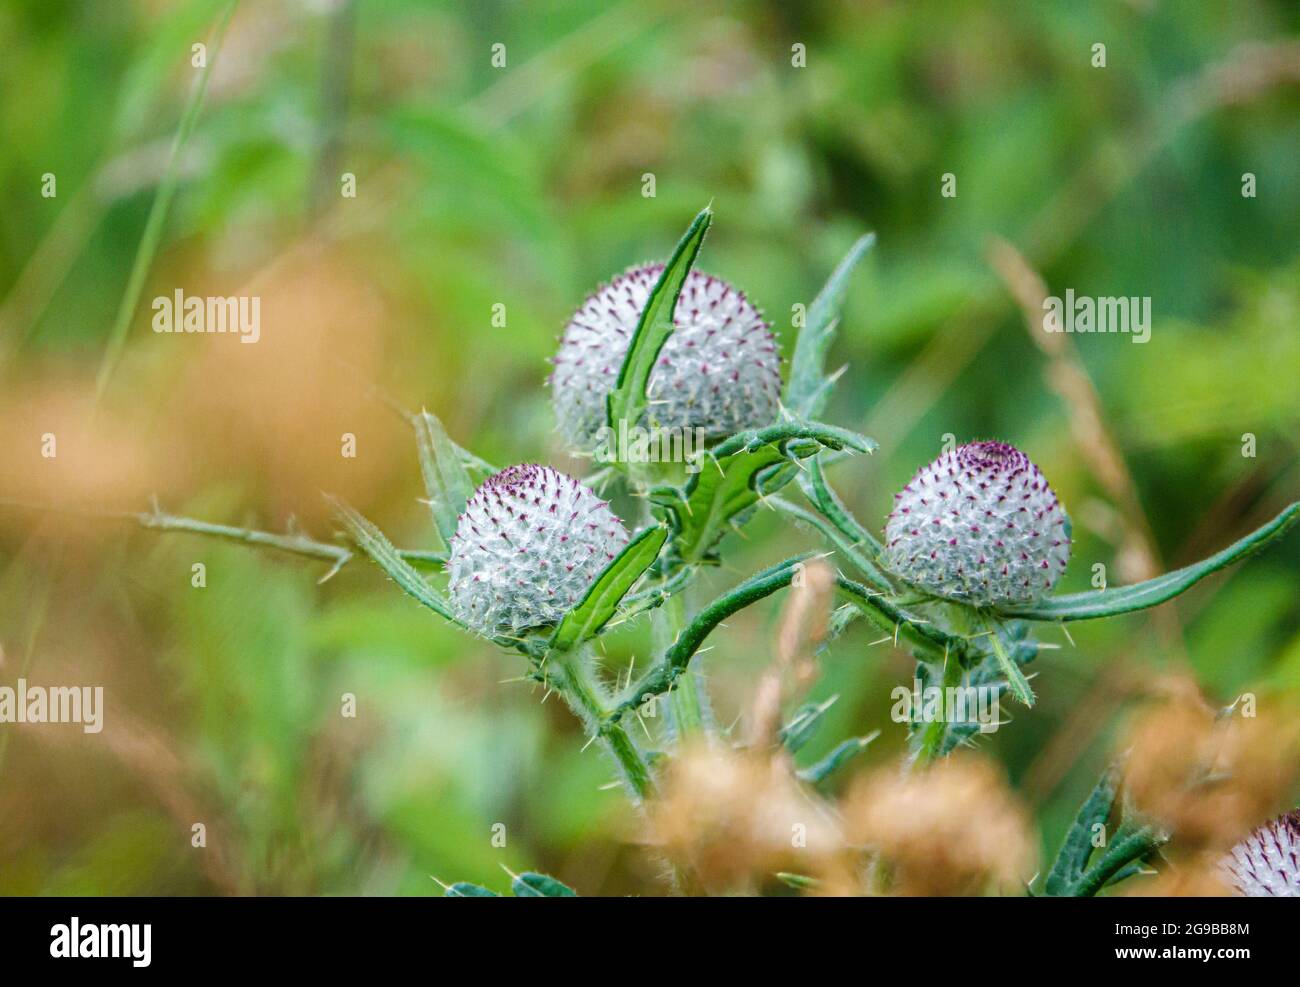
[655,591,706,738]
[0,499,445,580]
[553,650,654,801]
[629,462,709,741]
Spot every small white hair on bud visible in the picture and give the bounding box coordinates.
[550,265,782,450]
[448,465,630,636]
[883,441,1071,605]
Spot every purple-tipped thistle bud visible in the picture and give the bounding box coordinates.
[550,266,782,450]
[883,441,1071,605]
[1221,810,1300,896]
[448,464,629,635]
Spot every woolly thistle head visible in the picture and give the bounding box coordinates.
[447,464,629,636]
[550,265,782,450]
[883,441,1071,606]
[1221,810,1300,897]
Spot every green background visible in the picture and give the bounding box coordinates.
[0,0,1296,895]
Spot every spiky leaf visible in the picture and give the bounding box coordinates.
[612,555,811,716]
[444,882,499,897]
[511,872,577,897]
[550,526,668,651]
[785,233,875,419]
[412,410,473,548]
[997,503,1299,621]
[779,696,838,754]
[651,421,875,563]
[606,207,712,433]
[797,733,878,785]
[330,498,456,623]
[1044,762,1121,896]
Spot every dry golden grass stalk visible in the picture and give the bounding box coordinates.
[747,559,834,747]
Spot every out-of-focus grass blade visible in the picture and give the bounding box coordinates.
[95,0,239,401]
[606,206,712,433]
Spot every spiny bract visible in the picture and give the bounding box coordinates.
[883,441,1071,606]
[550,265,782,450]
[448,464,629,635]
[1221,810,1300,897]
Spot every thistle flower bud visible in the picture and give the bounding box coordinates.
[448,464,629,635]
[1221,810,1300,897]
[883,441,1071,605]
[550,265,782,450]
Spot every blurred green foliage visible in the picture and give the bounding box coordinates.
[0,0,1296,895]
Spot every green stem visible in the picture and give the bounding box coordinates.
[669,666,706,737]
[0,500,447,580]
[554,651,654,801]
[601,724,655,803]
[628,458,709,740]
[913,652,964,765]
[614,555,807,718]
[654,592,706,738]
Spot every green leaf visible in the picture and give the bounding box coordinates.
[1103,861,1152,888]
[511,872,577,897]
[779,696,838,753]
[1044,762,1121,896]
[997,503,1300,622]
[329,498,457,623]
[785,233,876,419]
[797,732,879,785]
[549,526,668,651]
[981,612,1035,707]
[1042,760,1167,897]
[606,206,712,432]
[832,575,975,666]
[802,456,889,566]
[615,565,695,623]
[775,872,821,891]
[412,410,474,548]
[612,554,811,716]
[444,882,499,897]
[652,421,876,563]
[1071,824,1165,897]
